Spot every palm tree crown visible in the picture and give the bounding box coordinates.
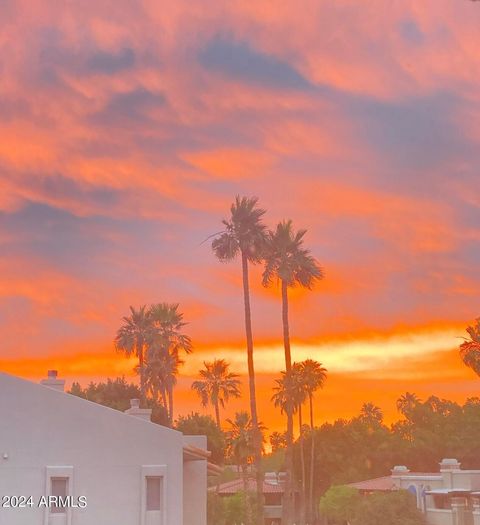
[226,411,256,466]
[212,195,267,263]
[300,359,327,399]
[192,359,241,427]
[114,305,154,403]
[396,392,420,417]
[262,220,323,289]
[360,402,383,424]
[271,363,307,415]
[460,318,480,376]
[149,303,192,356]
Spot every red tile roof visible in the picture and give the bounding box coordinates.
[348,476,397,492]
[210,478,285,494]
[348,472,440,492]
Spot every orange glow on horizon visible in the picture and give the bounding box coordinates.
[1,0,480,441]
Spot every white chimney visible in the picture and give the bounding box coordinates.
[440,458,461,472]
[124,399,152,422]
[40,370,65,392]
[391,465,410,478]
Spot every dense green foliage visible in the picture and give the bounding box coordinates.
[69,377,169,425]
[207,492,260,525]
[288,395,480,508]
[319,488,424,525]
[175,412,226,464]
[319,485,361,524]
[352,491,426,525]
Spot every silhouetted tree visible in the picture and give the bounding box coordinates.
[175,412,226,465]
[192,359,241,428]
[262,220,323,523]
[460,318,480,376]
[212,195,267,524]
[114,306,153,404]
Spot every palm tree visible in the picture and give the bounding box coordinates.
[226,411,256,485]
[460,318,480,376]
[359,402,383,424]
[226,411,265,525]
[272,365,308,525]
[262,220,323,523]
[192,359,241,428]
[298,359,327,524]
[212,195,267,523]
[114,305,153,404]
[143,348,184,418]
[269,431,287,453]
[149,303,192,424]
[396,392,420,418]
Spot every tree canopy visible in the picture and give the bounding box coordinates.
[175,412,226,465]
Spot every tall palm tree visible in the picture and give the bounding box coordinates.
[149,303,192,424]
[298,359,327,524]
[212,195,267,523]
[262,220,324,523]
[226,411,265,525]
[460,318,480,376]
[114,305,153,404]
[192,358,241,428]
[272,364,308,525]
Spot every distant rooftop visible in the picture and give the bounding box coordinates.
[349,472,440,492]
[211,477,285,495]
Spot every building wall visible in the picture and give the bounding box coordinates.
[182,436,207,525]
[450,472,480,490]
[0,373,184,525]
[425,509,454,525]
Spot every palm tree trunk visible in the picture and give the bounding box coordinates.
[241,464,251,525]
[281,279,295,525]
[308,393,315,524]
[241,250,264,525]
[168,384,174,426]
[299,405,306,525]
[138,338,145,406]
[214,400,221,428]
[281,280,292,371]
[160,385,168,413]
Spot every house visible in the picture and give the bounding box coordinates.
[0,370,220,525]
[348,458,480,525]
[212,471,290,525]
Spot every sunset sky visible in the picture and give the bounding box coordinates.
[1,0,480,434]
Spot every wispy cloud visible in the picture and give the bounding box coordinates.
[0,0,480,420]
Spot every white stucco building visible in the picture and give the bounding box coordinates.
[0,371,219,525]
[349,459,480,525]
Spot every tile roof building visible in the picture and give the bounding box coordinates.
[212,472,290,525]
[348,460,480,525]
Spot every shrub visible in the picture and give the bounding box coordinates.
[319,485,361,524]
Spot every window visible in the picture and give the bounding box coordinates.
[51,477,68,514]
[146,476,162,511]
[141,465,166,525]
